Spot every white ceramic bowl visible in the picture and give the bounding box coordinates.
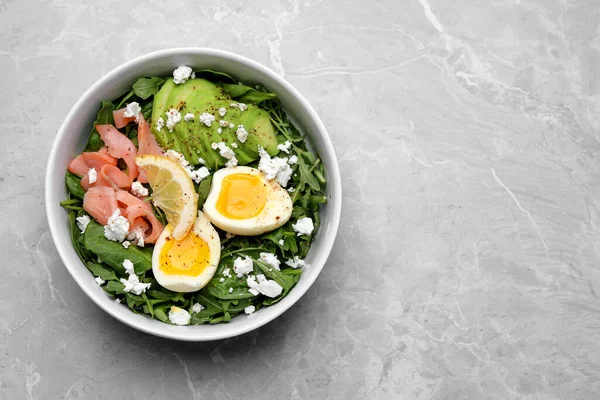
[45,48,342,341]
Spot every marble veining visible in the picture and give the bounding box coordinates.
[2,0,600,398]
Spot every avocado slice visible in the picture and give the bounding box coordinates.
[151,78,278,168]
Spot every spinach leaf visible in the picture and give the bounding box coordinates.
[83,221,152,275]
[85,100,115,152]
[132,77,166,99]
[65,171,85,199]
[196,174,212,208]
[86,262,117,281]
[193,69,237,83]
[68,211,92,263]
[221,83,277,104]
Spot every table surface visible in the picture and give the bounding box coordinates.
[2,0,600,399]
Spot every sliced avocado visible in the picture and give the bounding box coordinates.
[151,78,278,168]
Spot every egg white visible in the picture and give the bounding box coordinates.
[152,211,220,292]
[203,166,293,236]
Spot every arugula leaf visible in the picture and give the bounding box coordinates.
[116,90,135,109]
[132,77,166,100]
[297,152,321,191]
[85,101,115,151]
[83,221,152,275]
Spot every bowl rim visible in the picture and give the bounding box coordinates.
[44,47,342,341]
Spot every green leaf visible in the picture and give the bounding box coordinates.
[221,83,277,104]
[297,152,321,191]
[196,174,212,208]
[116,90,135,109]
[85,101,115,151]
[83,220,153,275]
[105,280,125,294]
[193,69,237,83]
[132,77,166,100]
[86,262,117,281]
[154,307,169,323]
[205,257,256,300]
[65,171,85,200]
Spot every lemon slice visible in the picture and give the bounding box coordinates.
[135,155,198,240]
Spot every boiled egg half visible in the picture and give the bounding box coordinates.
[203,166,293,235]
[152,211,220,292]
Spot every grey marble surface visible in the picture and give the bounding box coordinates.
[2,0,600,399]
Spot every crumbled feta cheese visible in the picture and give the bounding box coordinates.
[259,252,281,271]
[278,239,285,246]
[219,120,231,127]
[120,273,151,295]
[123,259,135,275]
[218,107,227,117]
[131,181,148,197]
[233,256,254,277]
[191,303,204,313]
[189,166,210,184]
[104,209,130,242]
[211,142,238,168]
[230,102,248,112]
[166,149,189,168]
[246,274,283,298]
[244,305,256,315]
[288,155,298,165]
[223,267,232,278]
[168,306,191,325]
[76,215,91,233]
[277,141,292,154]
[236,125,248,143]
[127,226,145,247]
[114,298,121,304]
[166,109,182,132]
[88,168,97,184]
[292,217,314,236]
[122,240,131,249]
[183,113,195,122]
[258,146,293,187]
[229,123,235,129]
[167,149,209,183]
[229,287,234,293]
[217,127,223,134]
[199,112,215,127]
[197,158,205,165]
[231,142,238,148]
[173,66,193,84]
[156,117,165,132]
[95,276,105,286]
[287,187,295,193]
[124,102,141,121]
[219,277,225,283]
[286,256,307,269]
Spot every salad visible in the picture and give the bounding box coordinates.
[60,66,327,326]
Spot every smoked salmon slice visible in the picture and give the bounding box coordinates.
[126,204,163,244]
[137,114,164,183]
[113,108,137,129]
[83,186,118,226]
[67,149,117,177]
[96,124,139,184]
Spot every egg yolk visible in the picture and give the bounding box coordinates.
[216,173,267,219]
[159,232,211,276]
